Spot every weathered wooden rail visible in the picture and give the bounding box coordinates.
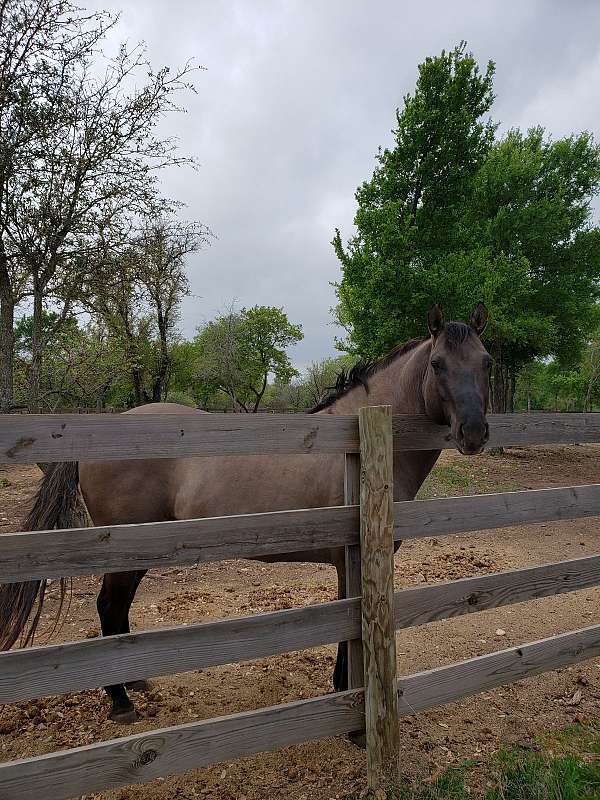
[0,410,599,798]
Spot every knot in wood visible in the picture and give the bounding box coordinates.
[139,748,158,766]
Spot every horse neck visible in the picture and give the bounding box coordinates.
[315,339,432,417]
[316,340,441,500]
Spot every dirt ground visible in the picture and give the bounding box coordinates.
[1,445,599,799]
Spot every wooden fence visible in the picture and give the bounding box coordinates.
[0,409,600,797]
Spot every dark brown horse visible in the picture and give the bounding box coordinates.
[0,304,491,722]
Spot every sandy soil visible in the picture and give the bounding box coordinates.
[0,445,599,799]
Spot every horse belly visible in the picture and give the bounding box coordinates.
[174,454,345,519]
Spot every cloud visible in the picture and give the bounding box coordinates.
[88,0,600,367]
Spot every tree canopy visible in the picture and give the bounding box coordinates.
[195,306,303,412]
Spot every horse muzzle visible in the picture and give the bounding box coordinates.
[454,418,489,456]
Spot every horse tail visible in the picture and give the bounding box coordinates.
[0,462,79,650]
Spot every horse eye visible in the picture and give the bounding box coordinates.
[431,358,443,373]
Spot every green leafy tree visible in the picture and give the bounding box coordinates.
[469,129,600,410]
[333,42,496,357]
[14,312,125,410]
[195,305,303,412]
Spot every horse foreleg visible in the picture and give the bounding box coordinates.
[333,561,348,692]
[97,569,147,723]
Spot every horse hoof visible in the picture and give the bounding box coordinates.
[126,679,151,692]
[110,708,138,724]
[348,730,366,749]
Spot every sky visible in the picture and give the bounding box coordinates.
[89,0,600,369]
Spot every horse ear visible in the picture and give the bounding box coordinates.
[469,302,488,336]
[427,304,444,337]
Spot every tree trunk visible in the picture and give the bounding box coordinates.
[131,367,147,406]
[508,372,516,413]
[491,358,507,413]
[151,311,170,403]
[29,283,43,413]
[252,371,269,413]
[0,285,15,413]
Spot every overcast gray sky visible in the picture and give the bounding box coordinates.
[92,0,600,368]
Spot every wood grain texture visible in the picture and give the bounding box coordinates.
[0,412,358,463]
[3,412,600,465]
[394,483,600,542]
[2,483,599,582]
[393,554,600,630]
[0,689,365,800]
[0,598,362,704]
[4,554,600,705]
[0,505,359,583]
[344,452,364,691]
[398,624,600,713]
[359,405,399,787]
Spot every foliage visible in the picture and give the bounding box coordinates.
[515,330,600,412]
[82,217,208,406]
[14,312,126,410]
[195,306,303,412]
[333,42,496,357]
[333,43,600,412]
[163,390,197,408]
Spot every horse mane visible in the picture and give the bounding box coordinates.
[309,322,474,413]
[309,336,427,413]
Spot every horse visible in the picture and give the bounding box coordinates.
[0,303,491,723]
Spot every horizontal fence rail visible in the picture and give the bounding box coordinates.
[393,554,600,629]
[398,623,600,713]
[2,484,599,582]
[0,690,366,800]
[0,599,360,705]
[2,553,599,705]
[394,483,600,542]
[2,412,600,463]
[0,506,359,583]
[3,623,600,800]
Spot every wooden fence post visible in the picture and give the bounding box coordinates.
[359,404,400,788]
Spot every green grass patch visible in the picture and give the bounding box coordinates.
[341,731,600,799]
[0,478,10,489]
[487,750,600,799]
[541,722,600,757]
[417,462,518,500]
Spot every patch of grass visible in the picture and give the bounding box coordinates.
[487,750,600,799]
[541,721,600,757]
[0,478,10,489]
[417,461,520,500]
[341,770,468,800]
[341,731,600,799]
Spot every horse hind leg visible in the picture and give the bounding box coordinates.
[96,570,146,723]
